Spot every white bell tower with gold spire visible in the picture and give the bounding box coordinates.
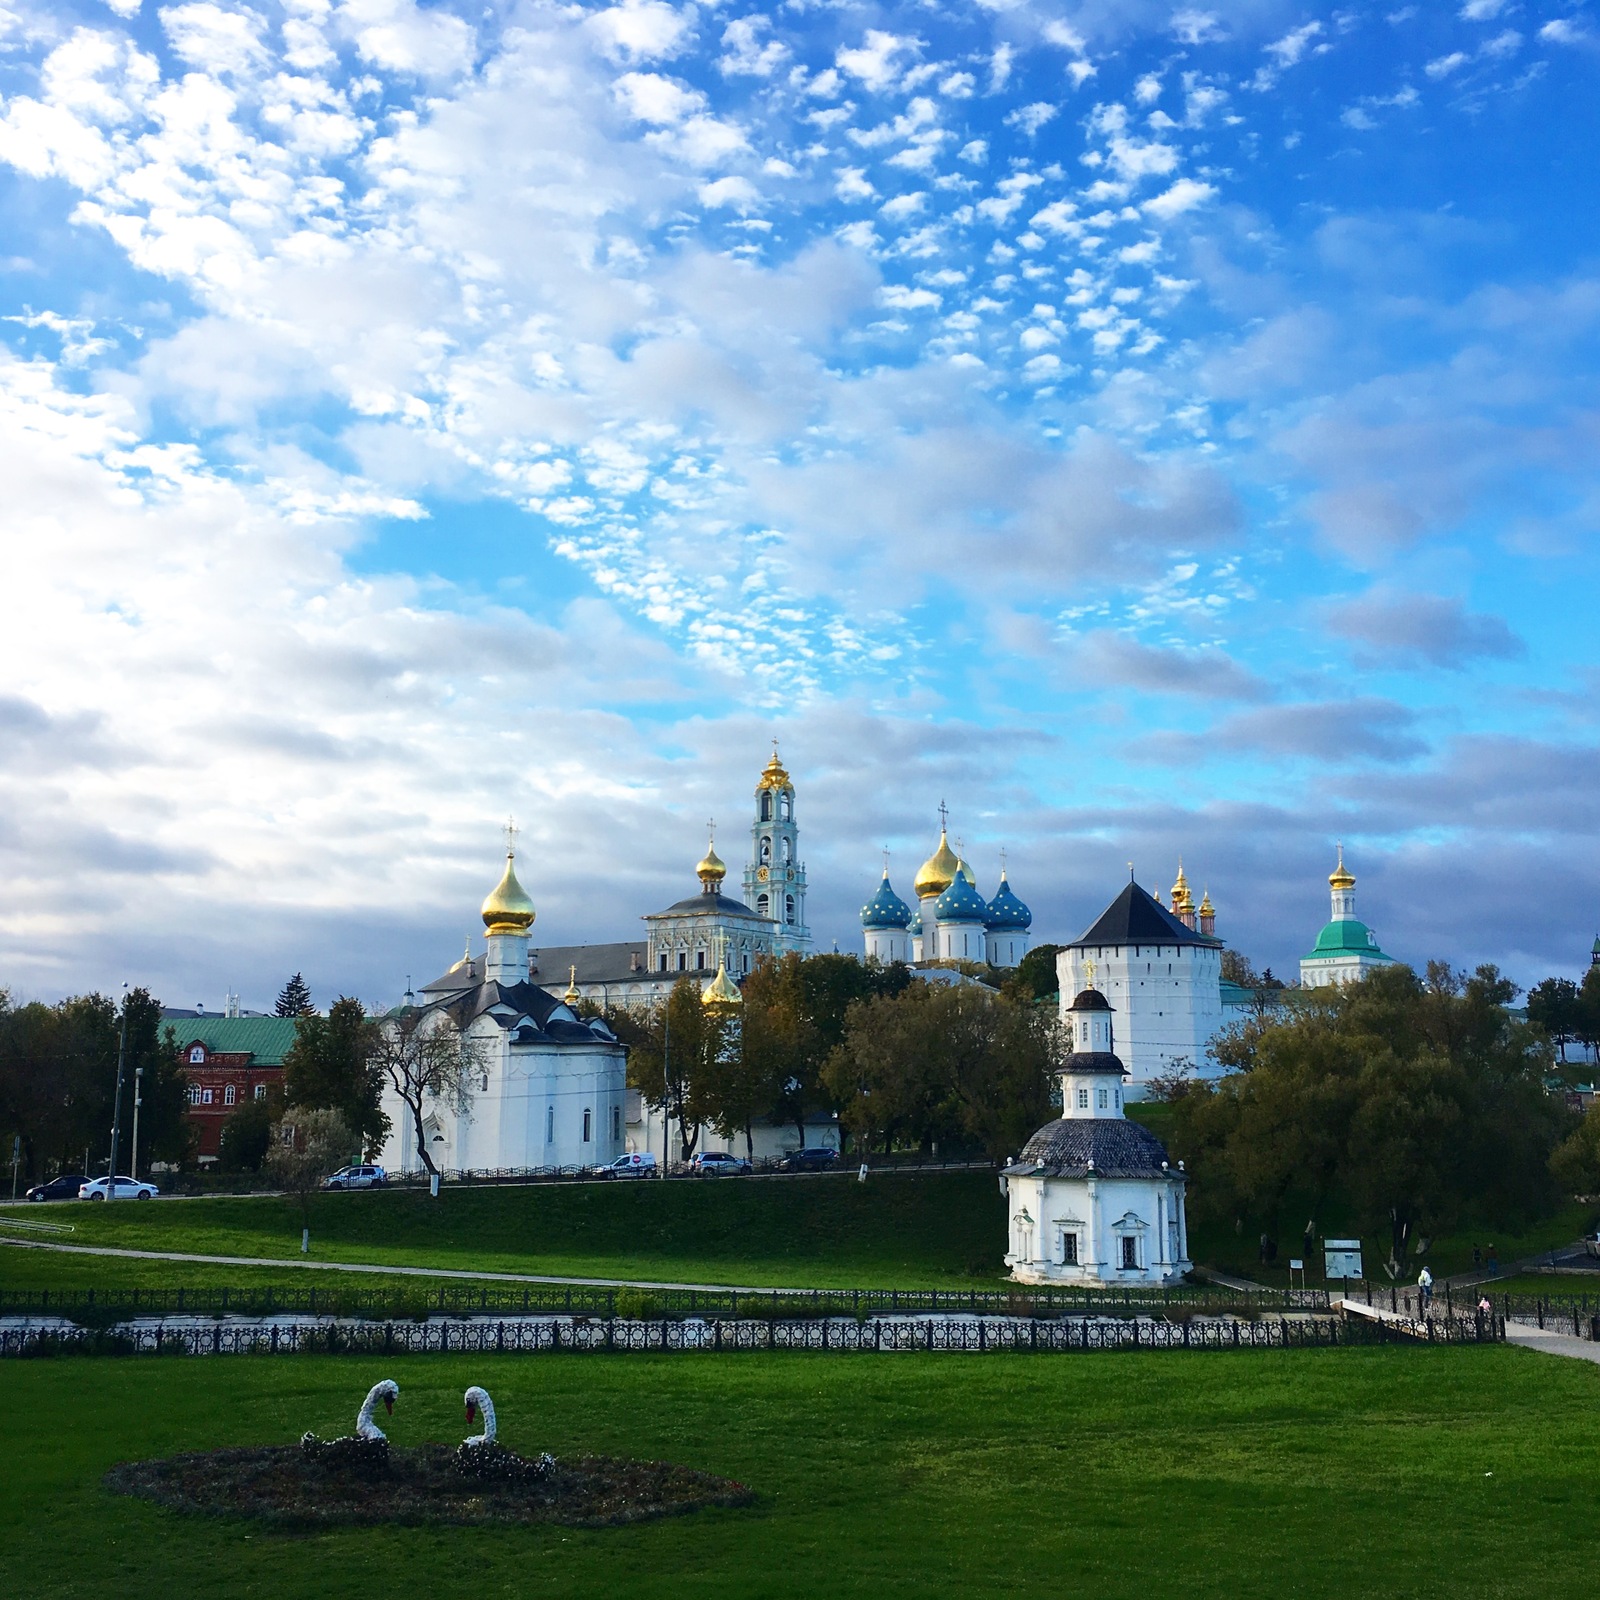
[742,742,811,954]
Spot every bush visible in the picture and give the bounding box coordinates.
[218,1097,275,1172]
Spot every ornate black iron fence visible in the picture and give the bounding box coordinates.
[0,1310,1501,1359]
[0,1281,1339,1323]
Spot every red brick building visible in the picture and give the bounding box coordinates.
[167,1016,298,1162]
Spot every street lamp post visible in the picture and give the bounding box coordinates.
[106,983,130,1202]
[130,1065,144,1182]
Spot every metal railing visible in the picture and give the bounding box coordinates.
[0,1281,1341,1324]
[0,1309,1502,1360]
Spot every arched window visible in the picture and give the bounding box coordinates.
[760,792,772,821]
[785,894,795,924]
[760,837,771,863]
[757,892,769,915]
[189,1045,204,1065]
[781,837,791,862]
[780,795,791,821]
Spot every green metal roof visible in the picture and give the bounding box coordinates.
[1301,918,1393,964]
[165,1016,298,1065]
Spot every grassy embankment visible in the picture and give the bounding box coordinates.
[0,1169,1008,1294]
[3,1345,1598,1599]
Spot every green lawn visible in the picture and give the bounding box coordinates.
[0,1170,1010,1291]
[2,1345,1597,1598]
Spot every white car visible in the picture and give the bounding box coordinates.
[597,1152,657,1179]
[79,1175,158,1201]
[323,1164,387,1190]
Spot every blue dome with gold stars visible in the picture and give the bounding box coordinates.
[986,873,1032,931]
[861,871,913,930]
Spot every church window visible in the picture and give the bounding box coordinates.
[742,952,750,974]
[1120,1236,1139,1270]
[1076,1088,1089,1110]
[658,952,668,972]
[757,893,769,916]
[189,1045,204,1065]
[1097,1088,1108,1109]
[582,1108,592,1142]
[677,951,687,971]
[760,792,772,822]
[612,1105,622,1142]
[760,837,771,863]
[224,1084,235,1106]
[254,1084,267,1101]
[201,1088,213,1105]
[1059,1232,1079,1266]
[696,949,706,970]
[780,795,791,821]
[546,1106,555,1143]
[781,837,791,862]
[187,1085,202,1106]
[785,895,795,924]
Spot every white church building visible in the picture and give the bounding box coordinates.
[378,840,628,1176]
[1299,846,1396,987]
[1003,979,1191,1286]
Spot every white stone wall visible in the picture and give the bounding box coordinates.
[1056,943,1224,1093]
[864,926,911,964]
[934,918,989,964]
[986,929,1028,969]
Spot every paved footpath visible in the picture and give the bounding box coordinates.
[1503,1322,1600,1365]
[0,1237,775,1294]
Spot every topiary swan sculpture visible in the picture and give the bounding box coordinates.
[302,1379,399,1473]
[453,1385,554,1483]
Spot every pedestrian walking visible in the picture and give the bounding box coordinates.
[1417,1265,1433,1313]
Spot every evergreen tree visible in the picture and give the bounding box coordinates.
[281,997,388,1158]
[275,973,314,1017]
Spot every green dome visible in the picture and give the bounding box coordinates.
[1303,919,1391,962]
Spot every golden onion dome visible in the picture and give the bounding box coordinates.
[702,959,743,1008]
[696,841,726,888]
[1198,888,1215,917]
[913,830,961,900]
[1171,862,1194,913]
[481,850,536,936]
[563,964,580,1006]
[1329,844,1356,891]
[756,743,792,792]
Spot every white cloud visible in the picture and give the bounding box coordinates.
[879,283,940,308]
[1171,11,1224,45]
[718,14,786,78]
[1426,51,1468,78]
[1005,101,1058,136]
[1539,19,1588,44]
[698,174,760,210]
[1459,0,1504,19]
[1265,21,1323,67]
[1143,177,1216,218]
[613,70,706,124]
[336,0,475,79]
[585,0,693,64]
[836,29,917,92]
[159,3,270,76]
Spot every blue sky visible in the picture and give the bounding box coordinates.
[1,0,1597,1008]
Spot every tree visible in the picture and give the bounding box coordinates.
[282,997,388,1157]
[1575,967,1600,1066]
[275,974,314,1018]
[1527,977,1581,1064]
[624,979,721,1163]
[218,1094,276,1172]
[1169,962,1568,1276]
[369,1007,484,1177]
[1010,944,1065,1003]
[1551,1101,1600,1196]
[266,1107,352,1243]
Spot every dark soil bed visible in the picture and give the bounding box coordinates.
[105,1445,753,1528]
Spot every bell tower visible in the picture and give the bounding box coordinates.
[742,742,811,954]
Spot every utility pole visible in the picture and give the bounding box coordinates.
[661,1001,671,1177]
[106,982,130,1201]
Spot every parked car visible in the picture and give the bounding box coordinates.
[596,1152,658,1179]
[779,1147,840,1173]
[78,1175,158,1201]
[25,1173,87,1202]
[690,1151,752,1177]
[323,1164,387,1191]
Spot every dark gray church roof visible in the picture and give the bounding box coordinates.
[420,977,615,1047]
[647,890,773,921]
[1068,881,1209,949]
[1006,1117,1176,1179]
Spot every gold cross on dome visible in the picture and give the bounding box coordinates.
[938,798,949,831]
[707,816,716,843]
[1084,957,1097,990]
[503,815,519,854]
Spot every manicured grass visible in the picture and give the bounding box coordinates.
[0,1170,1010,1290]
[3,1345,1598,1598]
